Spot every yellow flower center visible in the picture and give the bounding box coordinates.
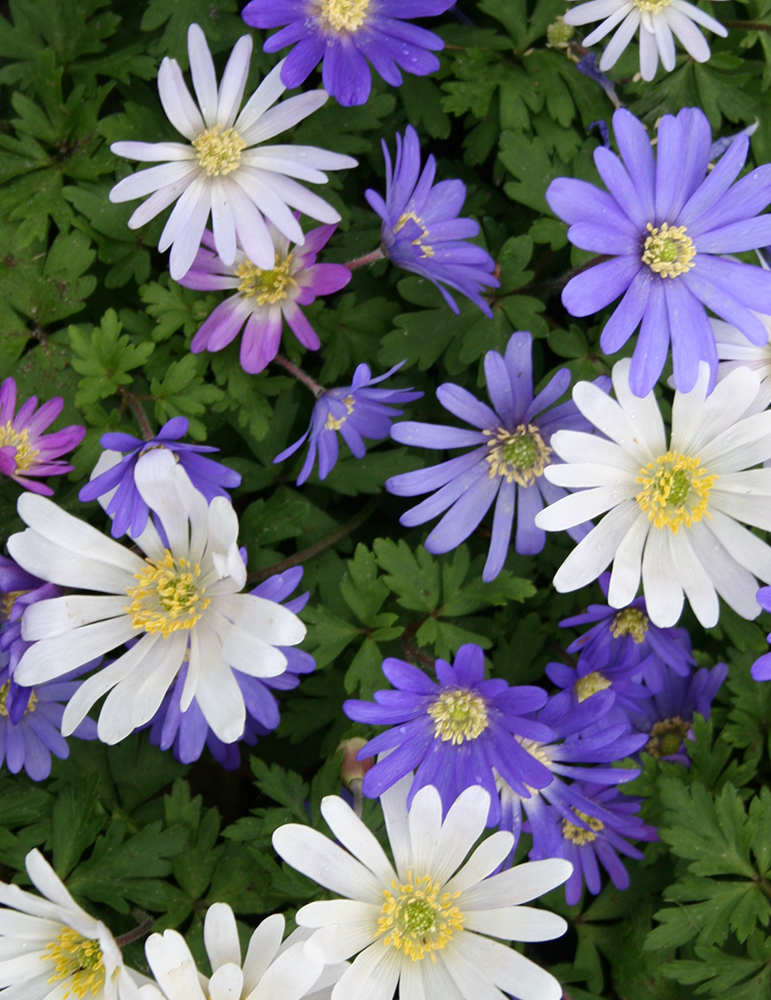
[641,222,695,278]
[377,872,464,962]
[124,549,209,638]
[192,125,246,176]
[0,422,39,472]
[0,681,37,718]
[427,689,489,745]
[633,0,673,11]
[611,607,649,642]
[562,809,604,845]
[574,671,612,703]
[393,210,435,259]
[320,0,370,32]
[636,450,716,533]
[1,589,28,621]
[646,715,691,757]
[43,927,105,1000]
[324,395,355,431]
[236,254,297,306]
[484,423,551,487]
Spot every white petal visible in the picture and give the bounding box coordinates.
[21,595,128,639]
[134,448,202,556]
[231,170,305,245]
[640,527,683,627]
[607,511,649,609]
[671,529,719,629]
[700,412,771,474]
[218,35,253,129]
[272,825,384,904]
[612,360,667,456]
[583,3,633,45]
[218,623,288,678]
[296,900,378,929]
[234,61,287,139]
[25,851,91,923]
[209,963,243,1000]
[223,179,275,268]
[248,170,341,225]
[670,362,710,453]
[110,161,198,202]
[552,500,640,592]
[195,645,246,743]
[206,495,241,570]
[654,14,676,71]
[547,430,640,472]
[210,180,237,267]
[251,942,323,1000]
[708,507,771,581]
[126,171,199,229]
[445,931,564,1000]
[671,0,727,35]
[15,615,137,687]
[240,91,328,147]
[243,914,285,995]
[664,5,710,60]
[710,479,771,530]
[8,530,133,594]
[158,57,205,141]
[188,24,219,130]
[380,773,414,881]
[304,922,379,967]
[329,943,401,1000]
[639,21,659,79]
[563,0,627,27]
[441,832,515,897]
[320,797,396,885]
[111,141,196,163]
[536,486,633,531]
[431,787,497,885]
[408,785,443,875]
[690,520,764,616]
[681,366,762,457]
[204,904,241,972]
[145,930,207,1000]
[571,371,652,465]
[167,177,212,279]
[459,859,573,910]
[544,463,637,488]
[598,8,641,69]
[464,906,567,942]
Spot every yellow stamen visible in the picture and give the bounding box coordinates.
[192,125,245,176]
[646,716,691,757]
[427,689,488,745]
[377,871,464,962]
[641,222,695,278]
[636,450,716,533]
[0,681,37,718]
[483,423,551,487]
[236,254,297,305]
[43,927,105,1000]
[562,809,604,845]
[324,395,355,431]
[633,0,673,11]
[0,422,39,472]
[320,0,370,33]
[124,549,209,638]
[1,589,28,621]
[611,607,649,643]
[393,210,435,259]
[574,671,612,703]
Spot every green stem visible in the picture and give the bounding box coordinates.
[271,355,325,398]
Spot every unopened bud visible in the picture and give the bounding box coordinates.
[546,16,575,48]
[338,738,374,788]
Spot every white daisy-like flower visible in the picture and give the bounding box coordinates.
[562,0,727,82]
[0,849,141,1000]
[7,449,306,745]
[109,23,357,280]
[139,902,346,1000]
[713,315,771,416]
[534,358,771,629]
[272,777,571,1000]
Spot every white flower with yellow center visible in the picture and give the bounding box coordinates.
[713,313,771,416]
[0,849,142,1000]
[108,23,357,281]
[138,902,345,1000]
[272,777,571,1000]
[7,449,305,745]
[562,0,727,81]
[534,358,771,628]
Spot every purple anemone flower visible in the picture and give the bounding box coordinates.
[751,587,771,681]
[79,416,241,538]
[497,691,647,860]
[387,331,606,581]
[558,573,695,692]
[627,661,728,765]
[274,361,422,486]
[545,657,651,735]
[0,656,97,781]
[0,556,60,673]
[0,378,85,496]
[365,126,499,316]
[242,0,455,107]
[146,567,315,769]
[546,106,771,396]
[179,224,351,374]
[343,643,557,826]
[524,782,657,905]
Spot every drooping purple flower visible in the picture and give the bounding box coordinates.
[242,0,455,107]
[78,416,241,538]
[146,567,315,768]
[524,782,657,905]
[365,126,499,316]
[0,378,85,496]
[387,331,607,582]
[180,224,351,374]
[343,643,556,826]
[0,656,98,781]
[627,661,728,765]
[546,106,771,396]
[558,573,695,692]
[496,693,647,857]
[274,362,422,486]
[751,587,771,681]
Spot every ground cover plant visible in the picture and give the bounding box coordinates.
[3,0,771,998]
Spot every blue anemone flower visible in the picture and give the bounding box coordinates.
[365,126,499,316]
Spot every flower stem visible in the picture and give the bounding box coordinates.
[722,19,771,30]
[115,915,154,947]
[272,355,325,398]
[119,389,154,442]
[345,247,386,269]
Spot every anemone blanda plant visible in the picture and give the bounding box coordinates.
[546,106,771,397]
[109,23,357,280]
[365,125,499,316]
[242,0,455,107]
[179,223,351,374]
[7,449,305,745]
[273,778,572,1000]
[0,849,142,1000]
[534,359,771,628]
[0,377,84,496]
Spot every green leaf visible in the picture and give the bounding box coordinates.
[69,308,154,405]
[373,540,441,613]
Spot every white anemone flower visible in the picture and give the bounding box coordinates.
[7,449,305,745]
[562,0,727,82]
[534,359,771,629]
[0,849,141,1000]
[272,777,571,1000]
[713,315,771,416]
[138,902,346,1000]
[109,23,357,280]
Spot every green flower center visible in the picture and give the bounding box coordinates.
[484,423,551,487]
[574,671,612,703]
[377,872,464,962]
[320,0,370,31]
[427,689,488,745]
[646,716,691,758]
[636,451,716,534]
[641,222,695,278]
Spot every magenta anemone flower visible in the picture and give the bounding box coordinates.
[0,379,85,496]
[180,224,351,373]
